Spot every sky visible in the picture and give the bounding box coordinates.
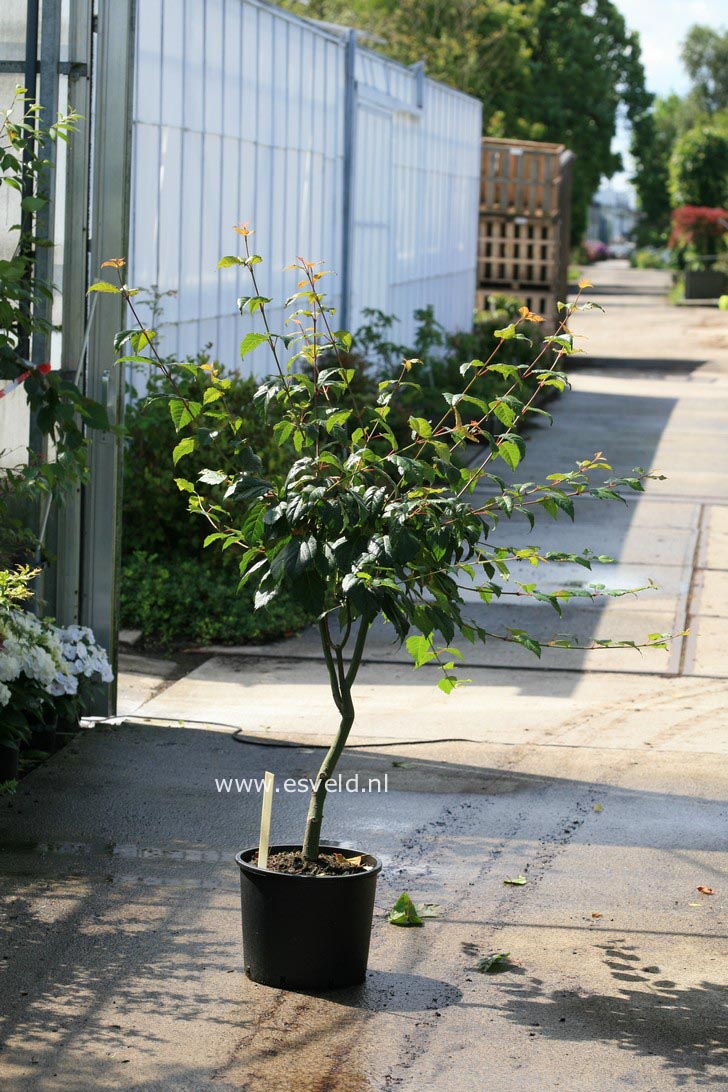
[606,0,727,192]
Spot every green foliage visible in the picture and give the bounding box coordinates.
[681,25,728,117]
[123,355,291,561]
[0,90,109,566]
[102,234,673,859]
[669,126,728,208]
[630,248,670,270]
[632,26,728,242]
[352,299,548,444]
[120,551,313,649]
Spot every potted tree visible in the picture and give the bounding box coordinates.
[94,234,672,991]
[670,206,727,299]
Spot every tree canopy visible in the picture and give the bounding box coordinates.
[631,25,728,243]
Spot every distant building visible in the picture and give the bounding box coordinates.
[587,186,637,244]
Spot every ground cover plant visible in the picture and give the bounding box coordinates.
[95,228,674,863]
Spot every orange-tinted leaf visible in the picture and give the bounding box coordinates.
[697,886,715,895]
[578,278,593,289]
[233,221,253,236]
[101,257,126,269]
[518,305,545,323]
[591,912,603,918]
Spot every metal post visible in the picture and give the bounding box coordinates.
[26,0,61,614]
[340,28,356,332]
[31,0,61,370]
[56,0,94,626]
[410,60,425,110]
[81,0,136,714]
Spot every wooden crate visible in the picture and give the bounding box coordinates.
[477,138,574,325]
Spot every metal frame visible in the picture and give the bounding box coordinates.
[339,28,357,332]
[55,0,95,628]
[80,0,136,713]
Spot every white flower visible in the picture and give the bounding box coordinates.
[0,680,10,707]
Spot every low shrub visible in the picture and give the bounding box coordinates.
[120,551,312,648]
[630,248,671,270]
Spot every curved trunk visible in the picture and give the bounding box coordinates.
[302,617,368,862]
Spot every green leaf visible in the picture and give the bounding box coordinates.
[503,876,527,886]
[240,332,269,359]
[508,630,542,657]
[172,437,195,465]
[498,439,522,470]
[494,323,530,344]
[174,477,194,493]
[217,255,244,268]
[87,280,120,294]
[325,409,352,433]
[388,893,424,927]
[408,416,433,440]
[203,532,228,548]
[21,195,47,212]
[203,386,223,405]
[406,633,435,668]
[437,676,457,694]
[476,953,512,973]
[168,399,201,431]
[198,469,227,485]
[130,329,156,355]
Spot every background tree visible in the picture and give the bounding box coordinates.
[631,25,728,244]
[669,126,728,208]
[681,25,728,118]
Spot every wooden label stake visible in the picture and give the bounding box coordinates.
[258,771,275,869]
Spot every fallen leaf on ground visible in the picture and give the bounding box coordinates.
[476,952,512,973]
[388,892,423,926]
[688,902,702,907]
[392,761,416,768]
[591,912,603,919]
[415,903,442,918]
[593,803,603,813]
[696,886,715,895]
[503,876,527,886]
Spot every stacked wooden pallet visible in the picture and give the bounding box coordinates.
[478,138,574,324]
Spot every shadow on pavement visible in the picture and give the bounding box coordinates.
[494,940,727,1086]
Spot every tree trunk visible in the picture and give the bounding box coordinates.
[301,617,368,862]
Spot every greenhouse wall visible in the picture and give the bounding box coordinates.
[128,0,482,376]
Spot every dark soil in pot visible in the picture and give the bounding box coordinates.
[249,849,367,876]
[237,843,382,991]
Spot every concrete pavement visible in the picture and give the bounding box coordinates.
[1,262,726,1090]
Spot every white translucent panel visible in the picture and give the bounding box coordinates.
[128,0,480,376]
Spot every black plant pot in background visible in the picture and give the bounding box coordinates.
[0,743,20,782]
[28,712,58,753]
[684,269,726,299]
[237,844,382,990]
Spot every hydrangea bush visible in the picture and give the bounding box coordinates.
[0,568,113,754]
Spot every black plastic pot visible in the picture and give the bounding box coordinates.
[29,721,58,753]
[0,743,20,782]
[236,844,382,990]
[684,269,726,299]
